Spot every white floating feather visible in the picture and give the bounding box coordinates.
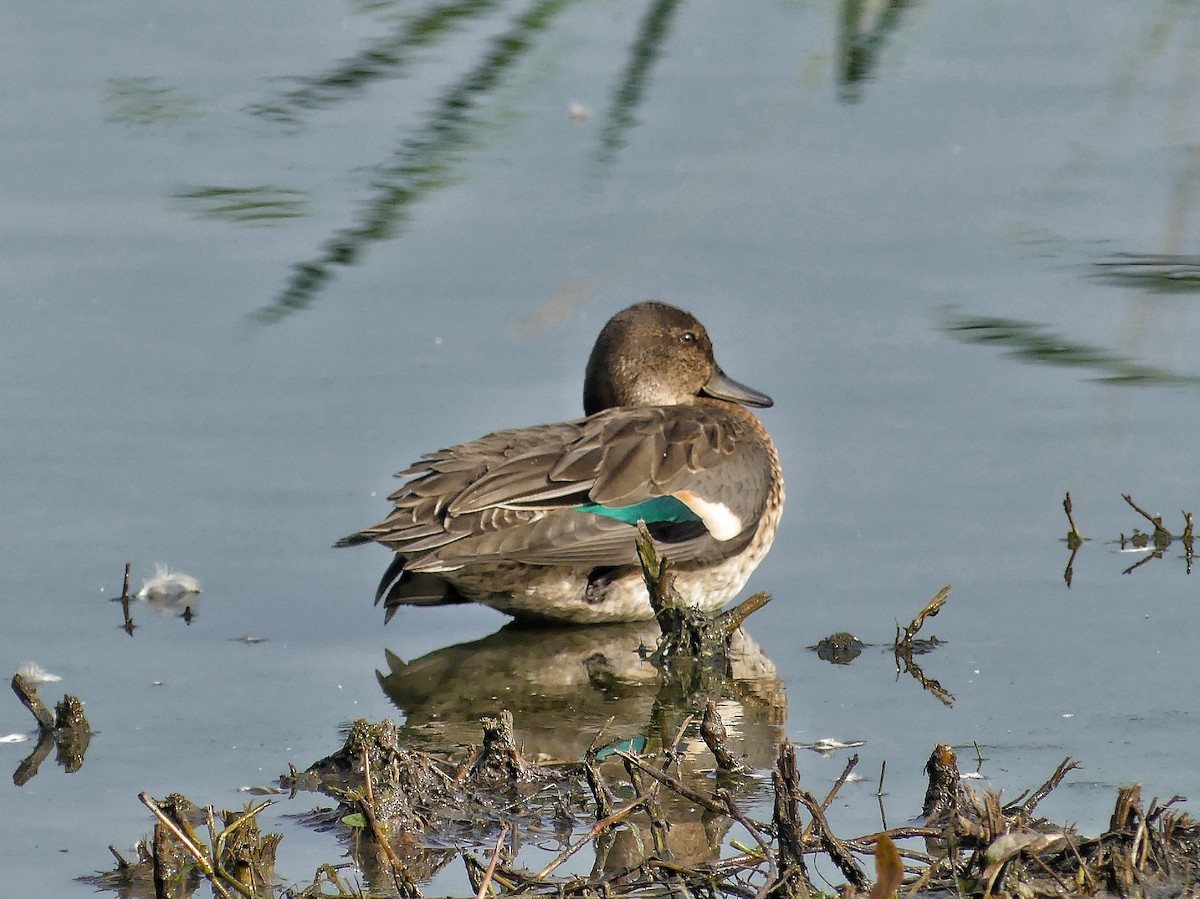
[17,661,61,684]
[136,564,202,602]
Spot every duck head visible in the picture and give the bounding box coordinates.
[583,301,773,415]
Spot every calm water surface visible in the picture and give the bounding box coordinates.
[3,1,1200,894]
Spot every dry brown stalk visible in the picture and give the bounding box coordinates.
[716,788,777,899]
[798,754,860,846]
[897,585,951,649]
[624,756,671,860]
[138,792,243,899]
[798,789,869,891]
[615,750,731,817]
[770,741,815,898]
[474,824,509,899]
[1122,493,1171,541]
[10,673,55,731]
[1009,756,1079,820]
[1062,493,1083,547]
[583,749,614,820]
[714,591,773,634]
[532,795,652,880]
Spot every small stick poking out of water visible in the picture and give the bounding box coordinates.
[1121,493,1172,546]
[700,700,743,773]
[894,587,954,707]
[634,520,771,667]
[897,585,951,651]
[1183,511,1194,573]
[1063,493,1083,548]
[11,673,55,731]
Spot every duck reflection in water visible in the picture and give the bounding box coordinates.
[377,621,786,872]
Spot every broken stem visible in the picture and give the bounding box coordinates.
[897,585,951,649]
[138,793,244,899]
[534,796,650,880]
[1122,493,1172,542]
[474,824,508,899]
[11,674,54,731]
[1063,493,1083,548]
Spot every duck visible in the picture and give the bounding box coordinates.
[337,301,784,624]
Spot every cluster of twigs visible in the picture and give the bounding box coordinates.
[9,672,91,786]
[809,584,953,707]
[1062,492,1195,582]
[635,520,772,670]
[84,709,1200,899]
[916,749,1199,898]
[87,793,280,899]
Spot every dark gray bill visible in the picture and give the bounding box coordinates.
[703,366,773,408]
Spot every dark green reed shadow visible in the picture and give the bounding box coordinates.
[941,309,1200,387]
[593,0,684,168]
[1091,253,1200,294]
[247,0,507,123]
[173,185,309,227]
[247,0,694,323]
[178,0,901,322]
[837,0,914,103]
[253,0,579,323]
[103,76,202,128]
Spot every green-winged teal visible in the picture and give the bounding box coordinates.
[337,301,784,624]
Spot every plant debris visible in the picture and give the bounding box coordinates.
[1060,492,1195,582]
[10,670,91,785]
[83,711,1200,899]
[75,534,1200,897]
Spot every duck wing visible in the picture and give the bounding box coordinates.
[339,405,772,571]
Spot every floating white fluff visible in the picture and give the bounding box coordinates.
[136,564,202,602]
[17,661,61,684]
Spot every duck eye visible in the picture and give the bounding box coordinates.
[679,331,697,345]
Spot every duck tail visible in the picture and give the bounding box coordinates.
[375,554,468,624]
[334,530,374,548]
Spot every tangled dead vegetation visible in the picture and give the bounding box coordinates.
[83,715,1200,899]
[78,529,1199,898]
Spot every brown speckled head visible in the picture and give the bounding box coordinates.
[583,301,772,415]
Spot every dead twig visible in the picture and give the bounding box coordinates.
[713,591,773,634]
[533,795,651,880]
[139,792,244,899]
[11,674,54,731]
[615,750,732,817]
[798,789,869,891]
[801,754,859,844]
[583,748,614,821]
[893,588,955,707]
[896,585,951,650]
[474,824,508,899]
[770,740,816,898]
[717,788,777,899]
[1008,756,1080,820]
[1063,493,1083,548]
[1122,494,1172,545]
[1184,512,1194,573]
